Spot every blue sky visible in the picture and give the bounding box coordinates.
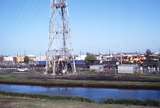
[0,0,160,55]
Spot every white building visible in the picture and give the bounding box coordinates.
[75,55,86,60]
[36,55,46,61]
[90,65,104,72]
[118,64,139,74]
[27,55,36,61]
[3,56,14,62]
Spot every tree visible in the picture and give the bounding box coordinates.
[144,49,158,68]
[24,56,29,64]
[145,49,152,61]
[85,54,97,65]
[146,49,152,57]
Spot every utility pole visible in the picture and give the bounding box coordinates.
[45,0,76,75]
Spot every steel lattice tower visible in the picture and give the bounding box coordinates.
[45,0,76,75]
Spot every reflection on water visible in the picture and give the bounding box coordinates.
[0,84,160,102]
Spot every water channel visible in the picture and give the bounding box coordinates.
[0,84,160,102]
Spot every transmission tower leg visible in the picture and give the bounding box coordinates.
[73,58,76,74]
[44,62,48,75]
[44,68,47,75]
[52,60,56,75]
[44,53,49,75]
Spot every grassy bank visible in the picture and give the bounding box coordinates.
[0,92,159,107]
[0,79,160,89]
[0,72,160,89]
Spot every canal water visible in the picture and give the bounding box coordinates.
[0,84,160,102]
